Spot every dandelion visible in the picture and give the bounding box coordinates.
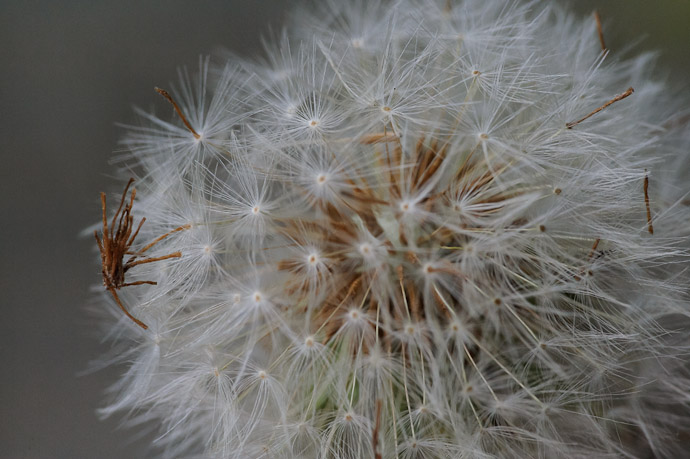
[92,1,690,457]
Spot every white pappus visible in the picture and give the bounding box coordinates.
[92,1,690,458]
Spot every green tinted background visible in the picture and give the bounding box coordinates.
[1,1,687,457]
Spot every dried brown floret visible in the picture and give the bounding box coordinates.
[94,179,188,329]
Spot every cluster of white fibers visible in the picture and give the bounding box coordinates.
[92,0,690,457]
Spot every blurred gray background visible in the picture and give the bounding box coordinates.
[1,1,687,457]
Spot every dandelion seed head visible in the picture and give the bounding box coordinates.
[93,1,690,457]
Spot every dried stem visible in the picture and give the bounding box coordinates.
[644,170,654,234]
[155,87,201,139]
[373,399,382,459]
[108,287,148,330]
[566,87,633,129]
[127,252,182,269]
[587,238,601,261]
[594,10,607,52]
[139,224,191,254]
